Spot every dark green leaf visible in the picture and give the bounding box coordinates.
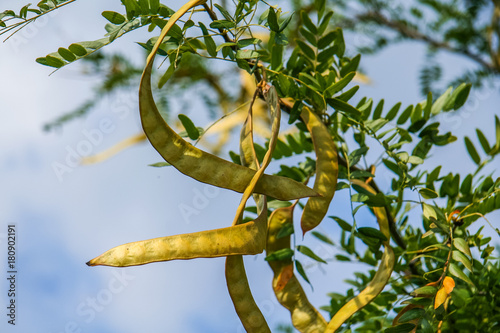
[397,105,413,125]
[267,7,280,32]
[419,188,438,199]
[295,260,312,286]
[68,43,88,56]
[297,245,327,264]
[102,11,126,25]
[265,248,294,261]
[209,20,236,29]
[476,129,491,154]
[178,114,200,140]
[357,227,388,241]
[464,136,481,165]
[384,323,416,333]
[385,102,401,121]
[300,11,317,34]
[326,98,361,117]
[296,40,316,60]
[277,223,294,239]
[57,48,76,62]
[198,22,217,57]
[398,308,426,323]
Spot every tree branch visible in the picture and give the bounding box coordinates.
[356,11,499,73]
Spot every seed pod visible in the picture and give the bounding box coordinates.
[138,0,317,201]
[324,180,395,332]
[300,106,338,234]
[267,205,328,333]
[86,217,268,267]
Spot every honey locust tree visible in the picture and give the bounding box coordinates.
[2,0,500,332]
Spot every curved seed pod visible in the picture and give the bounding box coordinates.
[267,205,328,333]
[226,204,271,333]
[324,180,395,333]
[81,133,147,165]
[86,217,267,267]
[138,0,317,201]
[224,86,280,333]
[300,106,339,234]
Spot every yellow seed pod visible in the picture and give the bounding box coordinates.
[86,218,267,267]
[300,106,339,234]
[137,0,317,201]
[325,180,395,332]
[267,205,328,333]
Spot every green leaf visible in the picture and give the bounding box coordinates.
[476,129,491,154]
[330,216,352,232]
[267,7,280,32]
[295,260,312,286]
[326,98,361,117]
[443,83,471,111]
[452,250,473,272]
[237,38,261,48]
[300,11,317,34]
[158,63,175,88]
[278,13,294,32]
[325,72,356,97]
[384,324,416,333]
[213,3,233,21]
[44,55,65,68]
[422,203,438,220]
[216,42,237,52]
[236,49,260,59]
[311,231,335,245]
[296,40,316,60]
[397,105,413,125]
[198,22,217,57]
[411,286,437,296]
[57,48,76,62]
[265,248,294,261]
[449,262,474,286]
[373,99,384,120]
[102,11,126,25]
[464,136,481,165]
[297,245,327,264]
[398,308,426,323]
[209,20,236,29]
[453,238,472,258]
[68,43,87,56]
[277,223,294,239]
[318,31,336,49]
[419,188,438,199]
[357,227,388,241]
[178,114,200,140]
[288,100,303,124]
[340,54,361,77]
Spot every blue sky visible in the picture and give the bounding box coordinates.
[0,1,499,333]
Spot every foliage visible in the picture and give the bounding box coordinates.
[2,0,500,332]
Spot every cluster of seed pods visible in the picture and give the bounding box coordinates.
[87,1,395,331]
